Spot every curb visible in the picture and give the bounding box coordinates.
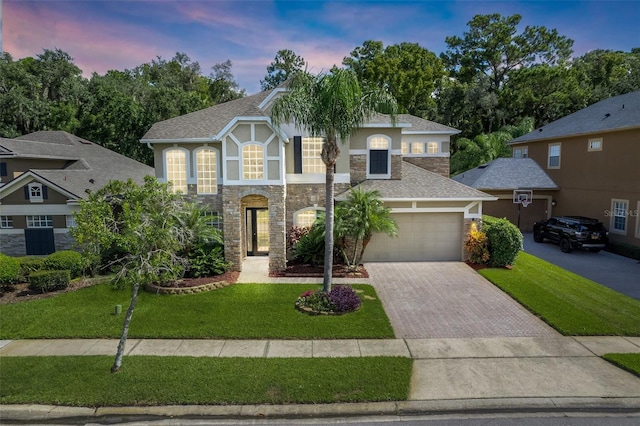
[2,398,640,423]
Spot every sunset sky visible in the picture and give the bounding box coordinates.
[3,0,639,93]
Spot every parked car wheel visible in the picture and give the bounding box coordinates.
[533,230,544,243]
[560,238,572,253]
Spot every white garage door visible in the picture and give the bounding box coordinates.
[363,212,463,262]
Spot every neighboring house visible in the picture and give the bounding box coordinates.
[141,87,494,273]
[452,158,559,232]
[509,90,640,248]
[0,131,154,256]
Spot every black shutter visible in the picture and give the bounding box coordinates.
[42,186,48,200]
[369,150,388,175]
[293,136,302,174]
[0,162,6,177]
[24,185,29,200]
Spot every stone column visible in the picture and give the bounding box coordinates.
[268,185,287,272]
[222,186,243,271]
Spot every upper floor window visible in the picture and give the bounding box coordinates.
[165,148,188,193]
[401,142,409,155]
[588,138,603,152]
[548,143,561,168]
[513,146,528,159]
[302,137,326,174]
[27,215,53,228]
[65,215,76,228]
[368,135,390,178]
[411,142,424,154]
[427,142,439,154]
[0,162,7,179]
[242,144,264,180]
[196,148,218,194]
[0,216,13,228]
[25,182,47,203]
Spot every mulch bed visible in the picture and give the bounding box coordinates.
[270,263,369,278]
[0,271,240,305]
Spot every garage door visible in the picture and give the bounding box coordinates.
[363,212,463,262]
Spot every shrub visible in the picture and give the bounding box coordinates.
[464,229,490,264]
[328,285,362,313]
[186,246,232,278]
[28,270,70,293]
[0,254,21,286]
[483,216,523,267]
[44,250,85,278]
[293,224,325,266]
[18,257,45,276]
[296,285,362,314]
[286,226,310,258]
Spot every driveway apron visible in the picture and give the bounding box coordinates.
[366,262,558,339]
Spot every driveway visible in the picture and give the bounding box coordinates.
[365,262,558,339]
[522,233,640,300]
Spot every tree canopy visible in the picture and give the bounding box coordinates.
[261,49,306,91]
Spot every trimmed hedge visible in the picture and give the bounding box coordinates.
[18,257,45,277]
[28,270,70,293]
[482,215,523,267]
[0,254,21,286]
[43,250,84,278]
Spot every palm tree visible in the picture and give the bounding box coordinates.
[271,69,397,292]
[337,188,398,270]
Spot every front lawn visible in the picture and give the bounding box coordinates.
[0,283,394,339]
[0,356,412,406]
[479,252,640,336]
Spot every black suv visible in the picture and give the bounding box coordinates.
[533,216,608,253]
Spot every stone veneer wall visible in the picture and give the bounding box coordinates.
[222,185,287,273]
[403,157,450,177]
[391,155,402,180]
[54,232,74,251]
[0,234,26,256]
[350,155,366,184]
[285,184,325,231]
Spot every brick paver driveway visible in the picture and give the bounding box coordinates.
[366,262,558,339]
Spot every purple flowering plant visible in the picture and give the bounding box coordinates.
[296,285,362,314]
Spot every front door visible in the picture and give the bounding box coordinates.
[246,208,269,256]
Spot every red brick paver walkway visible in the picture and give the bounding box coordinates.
[366,262,559,339]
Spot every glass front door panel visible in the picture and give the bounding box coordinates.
[246,208,269,255]
[256,210,269,252]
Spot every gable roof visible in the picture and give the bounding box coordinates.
[141,88,460,142]
[0,131,154,200]
[511,90,640,144]
[338,162,494,201]
[451,158,558,190]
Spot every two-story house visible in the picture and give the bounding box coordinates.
[0,131,154,256]
[509,90,640,249]
[141,87,494,273]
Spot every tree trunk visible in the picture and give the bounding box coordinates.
[356,234,372,267]
[321,137,340,293]
[111,283,140,373]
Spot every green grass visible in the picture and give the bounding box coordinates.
[603,353,640,378]
[0,283,394,339]
[479,252,640,336]
[0,356,412,406]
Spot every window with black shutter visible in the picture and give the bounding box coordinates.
[293,136,302,174]
[369,150,388,174]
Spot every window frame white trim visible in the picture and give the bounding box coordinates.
[513,146,528,159]
[293,206,325,227]
[162,146,190,193]
[301,136,326,174]
[28,182,43,203]
[26,215,53,228]
[588,137,603,152]
[241,143,265,181]
[366,134,392,179]
[610,198,629,235]
[547,143,561,169]
[0,215,13,229]
[193,146,220,194]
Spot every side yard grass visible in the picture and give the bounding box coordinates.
[479,252,640,336]
[0,283,394,339]
[0,356,412,406]
[602,354,640,378]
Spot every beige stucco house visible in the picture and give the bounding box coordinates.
[141,87,494,272]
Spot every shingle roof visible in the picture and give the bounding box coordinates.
[396,114,460,133]
[0,131,154,199]
[141,91,273,141]
[338,162,493,200]
[451,158,558,190]
[510,90,640,144]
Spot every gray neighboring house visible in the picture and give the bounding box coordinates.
[452,158,559,232]
[142,87,495,272]
[0,131,154,255]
